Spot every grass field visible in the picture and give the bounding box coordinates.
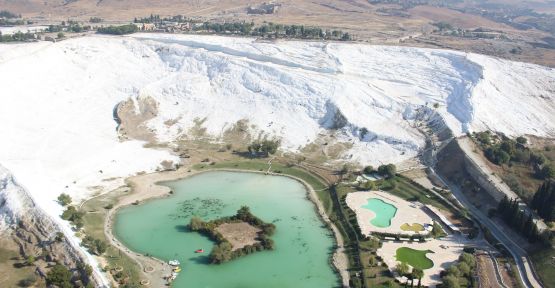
[400,223,425,232]
[383,176,450,211]
[81,188,144,285]
[395,247,434,270]
[531,246,555,288]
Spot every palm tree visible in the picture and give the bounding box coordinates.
[412,268,424,288]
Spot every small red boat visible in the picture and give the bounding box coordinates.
[195,249,204,253]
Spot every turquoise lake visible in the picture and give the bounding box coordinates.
[114,171,339,288]
[361,198,398,228]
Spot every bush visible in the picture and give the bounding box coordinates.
[46,264,72,287]
[18,275,37,287]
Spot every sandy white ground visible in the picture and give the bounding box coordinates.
[346,191,433,236]
[0,34,554,284]
[378,235,465,287]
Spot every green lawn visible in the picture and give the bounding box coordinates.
[383,176,450,211]
[395,247,434,270]
[81,189,144,285]
[531,246,555,288]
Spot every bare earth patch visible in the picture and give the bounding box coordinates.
[215,222,261,251]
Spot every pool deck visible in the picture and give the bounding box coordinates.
[377,235,465,287]
[345,191,433,236]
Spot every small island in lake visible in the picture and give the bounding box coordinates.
[188,206,276,264]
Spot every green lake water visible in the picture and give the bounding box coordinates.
[361,198,398,228]
[114,171,339,288]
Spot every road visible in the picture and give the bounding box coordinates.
[428,143,543,288]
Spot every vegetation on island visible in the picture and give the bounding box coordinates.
[188,206,276,264]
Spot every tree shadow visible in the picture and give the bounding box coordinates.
[174,225,190,233]
[189,255,211,265]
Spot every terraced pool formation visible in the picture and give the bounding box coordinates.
[361,198,398,228]
[114,171,339,288]
[395,247,434,270]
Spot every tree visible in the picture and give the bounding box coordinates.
[531,153,547,166]
[533,180,555,221]
[26,255,35,266]
[447,265,461,278]
[378,164,396,178]
[57,32,65,39]
[94,239,108,255]
[458,262,471,276]
[368,254,377,267]
[516,136,527,145]
[460,252,476,268]
[46,264,73,288]
[396,262,410,276]
[57,193,72,206]
[412,268,424,288]
[540,164,555,180]
[210,242,233,264]
[363,166,374,174]
[55,232,65,242]
[189,216,205,231]
[442,274,460,288]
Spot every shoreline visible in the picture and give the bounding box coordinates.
[104,166,350,287]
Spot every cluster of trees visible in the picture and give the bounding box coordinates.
[378,164,397,178]
[0,10,20,18]
[531,180,555,222]
[58,193,72,206]
[251,23,352,40]
[61,206,85,229]
[247,139,280,157]
[474,132,554,179]
[0,31,35,42]
[0,10,23,25]
[191,20,352,40]
[395,262,424,287]
[362,164,397,178]
[194,22,254,34]
[89,17,103,23]
[45,262,93,288]
[189,206,276,264]
[440,252,476,288]
[82,235,108,255]
[97,24,138,35]
[59,193,82,229]
[497,196,542,242]
[133,14,189,24]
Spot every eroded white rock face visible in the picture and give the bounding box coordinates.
[0,34,554,285]
[0,165,30,231]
